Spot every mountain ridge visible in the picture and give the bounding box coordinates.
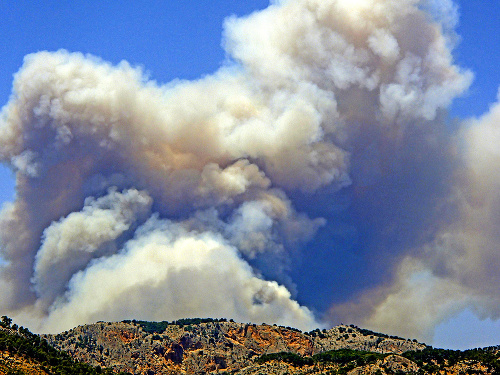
[39,319,429,374]
[1,316,499,374]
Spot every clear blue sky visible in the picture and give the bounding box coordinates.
[0,0,499,349]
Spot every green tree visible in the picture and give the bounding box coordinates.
[1,315,12,328]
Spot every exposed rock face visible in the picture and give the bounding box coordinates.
[2,319,498,375]
[382,354,419,373]
[43,321,425,374]
[309,327,424,354]
[0,324,117,375]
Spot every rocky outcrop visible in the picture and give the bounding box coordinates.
[308,326,424,354]
[1,318,495,375]
[0,324,118,375]
[41,320,500,375]
[382,354,419,373]
[43,320,425,374]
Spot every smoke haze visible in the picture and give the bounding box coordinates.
[0,0,498,342]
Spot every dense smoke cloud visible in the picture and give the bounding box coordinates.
[328,92,500,341]
[0,0,497,342]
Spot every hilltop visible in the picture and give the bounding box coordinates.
[1,317,500,374]
[0,316,128,375]
[43,318,423,374]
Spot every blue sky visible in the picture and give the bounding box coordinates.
[0,0,499,349]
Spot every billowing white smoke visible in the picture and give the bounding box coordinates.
[41,206,316,333]
[1,0,495,341]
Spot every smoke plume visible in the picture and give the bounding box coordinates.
[0,0,497,342]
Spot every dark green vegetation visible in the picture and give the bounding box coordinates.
[257,351,314,367]
[257,349,385,372]
[0,316,130,375]
[257,347,500,374]
[313,349,386,366]
[123,317,230,334]
[403,346,500,373]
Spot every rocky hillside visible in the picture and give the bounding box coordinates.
[0,319,128,375]
[43,318,423,374]
[2,317,500,374]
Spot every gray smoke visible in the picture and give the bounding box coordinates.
[1,0,496,343]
